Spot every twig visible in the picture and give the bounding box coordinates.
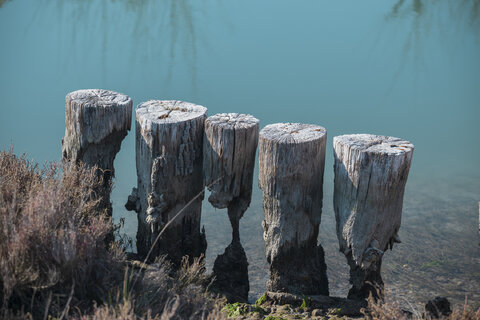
[43,291,52,320]
[128,176,223,296]
[59,280,75,320]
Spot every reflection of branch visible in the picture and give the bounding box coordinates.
[388,0,479,33]
[0,0,10,9]
[122,0,199,90]
[26,0,202,91]
[383,0,479,90]
[389,0,406,18]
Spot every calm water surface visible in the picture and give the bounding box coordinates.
[1,0,479,307]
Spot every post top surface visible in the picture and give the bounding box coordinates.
[66,89,131,107]
[136,100,207,124]
[334,134,414,154]
[260,123,326,144]
[206,113,259,129]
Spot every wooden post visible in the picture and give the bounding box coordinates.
[62,89,132,216]
[203,113,259,302]
[126,100,207,266]
[259,123,329,295]
[333,134,414,300]
[203,113,259,242]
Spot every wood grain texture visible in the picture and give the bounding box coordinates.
[129,100,207,266]
[203,113,259,241]
[333,134,413,299]
[259,123,328,295]
[62,89,132,217]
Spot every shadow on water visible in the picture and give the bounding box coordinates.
[211,240,250,303]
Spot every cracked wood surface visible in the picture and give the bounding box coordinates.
[203,113,259,303]
[259,123,328,295]
[333,134,413,299]
[130,100,207,265]
[62,89,132,218]
[62,89,132,170]
[203,113,259,242]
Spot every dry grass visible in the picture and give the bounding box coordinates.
[0,149,123,317]
[0,149,226,320]
[364,294,480,320]
[1,149,477,320]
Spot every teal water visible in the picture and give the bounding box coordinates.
[1,0,479,306]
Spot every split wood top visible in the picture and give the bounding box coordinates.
[136,100,207,125]
[334,134,414,155]
[205,113,259,129]
[64,89,132,149]
[260,123,326,144]
[66,89,132,108]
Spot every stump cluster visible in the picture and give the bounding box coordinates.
[62,88,415,304]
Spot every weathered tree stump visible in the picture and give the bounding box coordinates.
[203,113,259,302]
[333,134,414,300]
[259,123,329,295]
[62,89,132,216]
[203,113,259,241]
[126,100,207,266]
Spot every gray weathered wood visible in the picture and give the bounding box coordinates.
[333,134,414,300]
[203,113,259,302]
[62,89,132,216]
[259,123,328,295]
[126,100,207,266]
[203,113,259,242]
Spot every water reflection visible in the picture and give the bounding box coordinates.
[389,0,479,28]
[211,240,250,303]
[29,0,203,91]
[385,0,480,83]
[114,0,200,89]
[0,0,9,8]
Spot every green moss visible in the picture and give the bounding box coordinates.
[265,316,288,320]
[329,307,342,315]
[299,296,311,310]
[420,260,443,270]
[250,304,267,315]
[222,302,248,317]
[222,302,267,318]
[255,292,267,305]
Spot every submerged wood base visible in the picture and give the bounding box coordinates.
[211,241,249,303]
